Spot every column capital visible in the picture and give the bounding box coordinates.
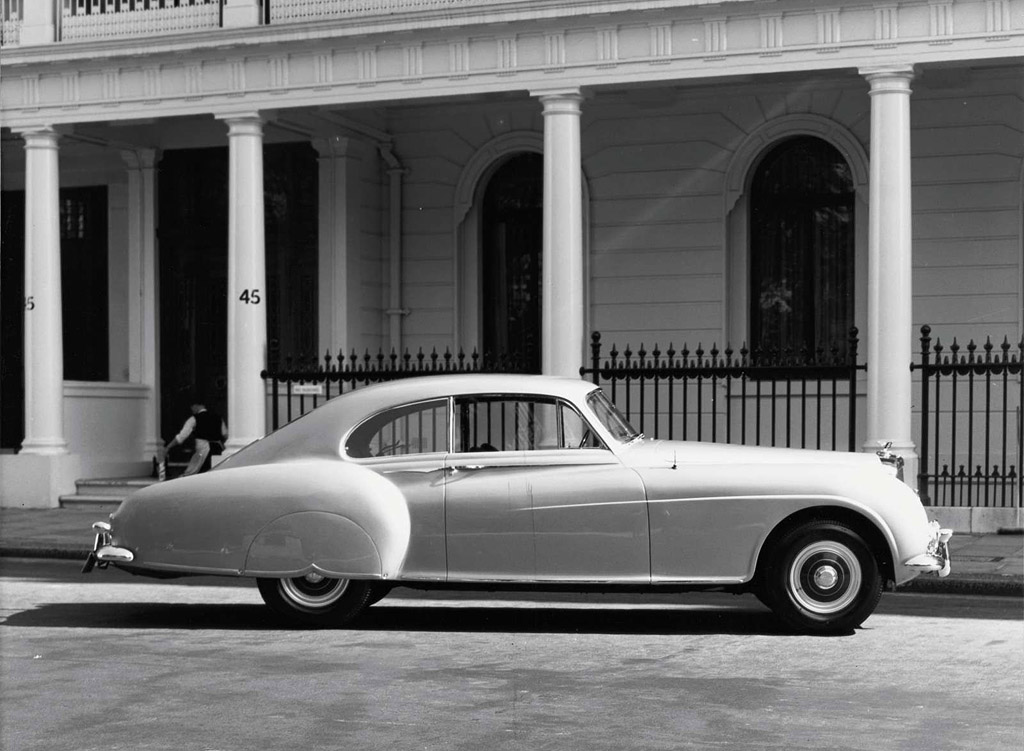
[312,135,353,159]
[532,87,585,113]
[14,125,63,146]
[860,65,916,92]
[120,148,160,171]
[216,111,267,135]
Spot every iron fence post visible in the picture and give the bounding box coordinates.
[847,327,859,451]
[918,325,932,504]
[587,332,601,385]
[267,338,280,431]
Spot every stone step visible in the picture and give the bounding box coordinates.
[74,477,158,497]
[59,475,163,510]
[58,494,125,512]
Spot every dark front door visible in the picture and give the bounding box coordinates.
[159,148,229,440]
[482,153,543,373]
[157,143,318,442]
[1,191,25,450]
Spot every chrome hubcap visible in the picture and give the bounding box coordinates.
[279,575,349,611]
[788,541,862,615]
[813,565,840,590]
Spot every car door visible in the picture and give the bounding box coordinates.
[344,397,450,580]
[444,395,649,583]
[443,394,531,579]
[522,399,649,582]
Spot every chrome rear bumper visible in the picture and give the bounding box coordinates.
[82,521,134,573]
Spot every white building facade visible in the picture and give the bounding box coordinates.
[0,0,1021,520]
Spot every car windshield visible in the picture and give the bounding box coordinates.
[586,389,641,444]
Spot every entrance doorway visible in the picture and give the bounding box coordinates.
[157,142,318,441]
[1,186,109,450]
[481,153,543,373]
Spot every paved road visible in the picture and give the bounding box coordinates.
[2,559,1021,751]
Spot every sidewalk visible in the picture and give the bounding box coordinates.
[0,507,1020,596]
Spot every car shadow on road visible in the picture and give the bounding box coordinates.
[0,600,809,636]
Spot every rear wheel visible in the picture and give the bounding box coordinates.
[764,521,882,634]
[257,574,373,626]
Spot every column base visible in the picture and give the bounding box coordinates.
[19,438,69,456]
[0,453,83,508]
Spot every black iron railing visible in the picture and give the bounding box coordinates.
[579,328,865,452]
[913,326,1022,507]
[261,342,526,431]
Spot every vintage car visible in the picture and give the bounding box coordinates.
[84,374,951,633]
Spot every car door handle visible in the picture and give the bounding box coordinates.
[449,464,486,471]
[381,467,447,475]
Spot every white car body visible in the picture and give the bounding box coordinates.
[86,374,951,632]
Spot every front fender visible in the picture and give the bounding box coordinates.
[109,460,410,578]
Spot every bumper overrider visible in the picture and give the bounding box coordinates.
[903,521,953,578]
[81,521,134,574]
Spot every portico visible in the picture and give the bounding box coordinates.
[0,0,1020,507]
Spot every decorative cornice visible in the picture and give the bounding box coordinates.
[0,1,1018,128]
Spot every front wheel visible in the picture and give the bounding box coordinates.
[257,574,374,627]
[763,521,883,634]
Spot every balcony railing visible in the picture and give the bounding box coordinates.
[60,0,221,42]
[269,0,513,24]
[1,0,549,45]
[1,0,21,46]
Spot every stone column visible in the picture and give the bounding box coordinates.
[381,147,408,353]
[536,89,585,378]
[314,136,354,355]
[123,148,162,458]
[19,126,66,456]
[220,114,268,452]
[861,66,917,477]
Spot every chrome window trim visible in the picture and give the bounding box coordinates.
[342,396,453,462]
[451,392,609,453]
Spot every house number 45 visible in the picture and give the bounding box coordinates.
[239,289,261,305]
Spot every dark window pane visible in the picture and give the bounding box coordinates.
[60,186,108,381]
[1,191,25,448]
[749,137,854,358]
[482,153,543,373]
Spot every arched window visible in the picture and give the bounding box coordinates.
[481,153,543,372]
[749,136,854,357]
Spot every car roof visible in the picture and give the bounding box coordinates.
[221,374,604,468]
[326,373,600,419]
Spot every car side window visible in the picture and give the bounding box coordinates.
[455,396,604,452]
[346,399,449,459]
[560,402,603,449]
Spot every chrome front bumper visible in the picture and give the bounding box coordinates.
[81,521,134,573]
[903,521,953,578]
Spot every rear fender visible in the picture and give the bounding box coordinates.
[243,511,382,579]
[110,460,410,578]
